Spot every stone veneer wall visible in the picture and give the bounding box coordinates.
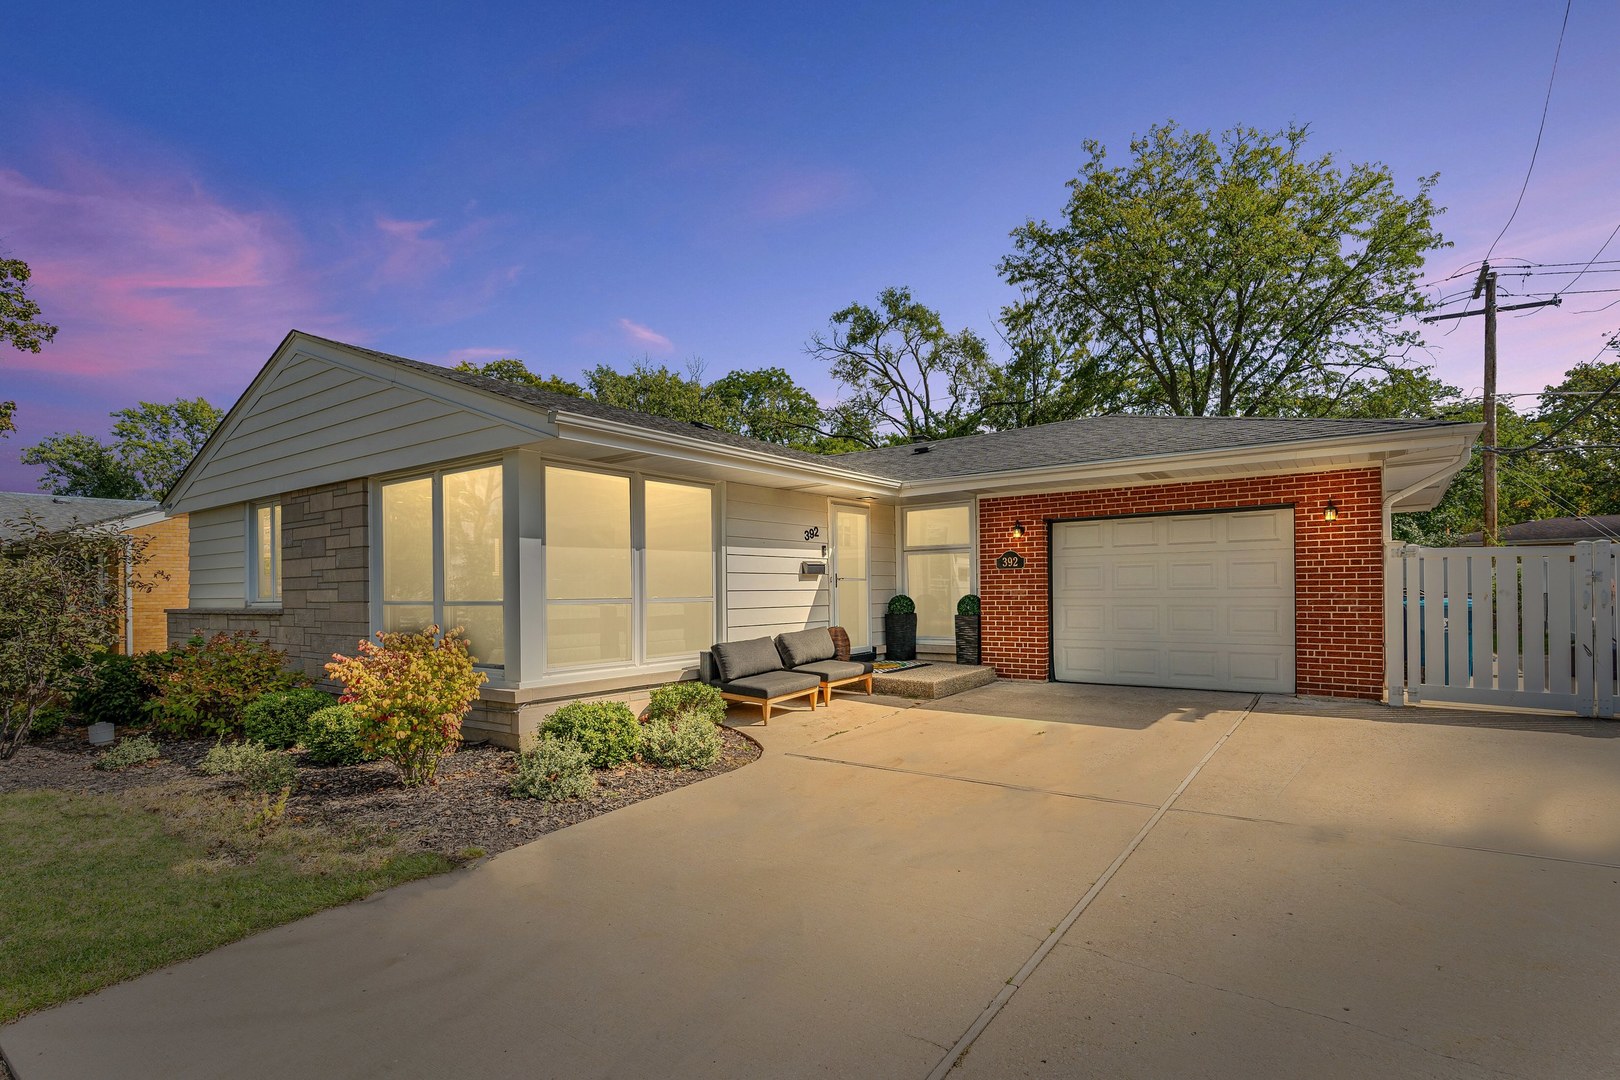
[167,480,370,687]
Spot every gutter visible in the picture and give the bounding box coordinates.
[1380,438,1476,538]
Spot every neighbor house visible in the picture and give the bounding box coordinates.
[161,332,1479,744]
[0,491,190,654]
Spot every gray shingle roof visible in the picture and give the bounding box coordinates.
[1457,515,1620,545]
[0,492,158,542]
[305,333,1472,485]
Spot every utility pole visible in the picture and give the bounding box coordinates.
[1421,261,1560,546]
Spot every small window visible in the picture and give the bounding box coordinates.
[250,501,282,604]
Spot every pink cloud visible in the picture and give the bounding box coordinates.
[443,346,515,364]
[372,216,446,286]
[617,317,674,352]
[747,168,862,221]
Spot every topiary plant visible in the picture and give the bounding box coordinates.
[541,701,640,769]
[645,681,726,727]
[886,594,916,615]
[956,594,981,617]
[243,689,334,749]
[301,704,375,767]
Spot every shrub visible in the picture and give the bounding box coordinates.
[541,701,640,769]
[148,631,307,738]
[325,626,487,787]
[95,734,160,770]
[68,651,161,727]
[301,704,374,767]
[645,681,726,727]
[640,710,724,770]
[887,594,916,615]
[509,736,595,801]
[242,689,334,749]
[198,740,297,794]
[28,704,67,738]
[957,594,981,617]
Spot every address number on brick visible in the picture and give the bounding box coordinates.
[995,550,1025,570]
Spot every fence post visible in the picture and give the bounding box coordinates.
[1594,541,1616,719]
[1384,543,1407,706]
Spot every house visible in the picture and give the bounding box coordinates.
[161,331,1479,744]
[1457,515,1620,546]
[0,491,190,654]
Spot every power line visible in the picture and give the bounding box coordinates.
[1495,339,1620,457]
[1557,221,1620,294]
[1484,0,1573,261]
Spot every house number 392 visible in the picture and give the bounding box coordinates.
[804,526,821,541]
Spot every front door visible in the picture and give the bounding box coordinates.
[831,503,871,651]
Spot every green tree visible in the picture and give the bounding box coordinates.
[1001,121,1445,418]
[586,359,719,425]
[453,357,585,397]
[807,286,995,442]
[22,397,222,500]
[1525,346,1620,517]
[1,257,60,436]
[707,366,827,449]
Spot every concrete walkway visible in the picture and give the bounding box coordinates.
[5,685,1620,1079]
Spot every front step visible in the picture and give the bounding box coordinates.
[871,662,997,700]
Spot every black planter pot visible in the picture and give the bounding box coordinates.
[884,611,918,661]
[954,614,982,665]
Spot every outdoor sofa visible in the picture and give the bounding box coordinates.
[702,627,875,723]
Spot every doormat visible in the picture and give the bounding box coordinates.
[873,661,931,673]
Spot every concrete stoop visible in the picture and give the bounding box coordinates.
[871,662,997,699]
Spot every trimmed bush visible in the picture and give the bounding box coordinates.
[510,736,595,801]
[29,704,67,738]
[541,701,640,769]
[95,734,159,771]
[640,710,723,770]
[198,740,297,794]
[148,632,307,738]
[69,651,160,727]
[956,594,981,617]
[301,704,374,767]
[645,681,726,727]
[325,626,487,787]
[242,689,334,749]
[886,594,916,615]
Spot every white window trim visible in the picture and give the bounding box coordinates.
[246,500,281,606]
[900,501,976,645]
[372,459,507,672]
[539,458,721,678]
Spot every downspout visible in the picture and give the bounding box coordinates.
[1380,444,1476,540]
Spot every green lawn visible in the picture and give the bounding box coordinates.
[0,786,452,1024]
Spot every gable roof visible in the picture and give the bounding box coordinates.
[0,492,159,542]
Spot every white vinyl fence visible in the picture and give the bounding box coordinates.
[1385,541,1618,718]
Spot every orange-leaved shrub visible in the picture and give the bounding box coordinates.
[325,626,487,787]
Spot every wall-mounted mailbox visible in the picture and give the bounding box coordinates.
[799,560,828,576]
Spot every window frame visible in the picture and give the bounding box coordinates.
[247,500,282,606]
[900,501,975,645]
[374,459,507,671]
[540,459,720,676]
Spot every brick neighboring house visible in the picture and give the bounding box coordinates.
[0,492,190,654]
[161,332,1480,744]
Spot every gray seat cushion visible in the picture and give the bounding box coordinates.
[792,659,874,682]
[712,636,784,682]
[775,627,836,668]
[719,670,822,700]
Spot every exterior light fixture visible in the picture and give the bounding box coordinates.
[1323,500,1339,522]
[1012,521,1026,538]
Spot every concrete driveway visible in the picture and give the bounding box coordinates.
[5,684,1620,1079]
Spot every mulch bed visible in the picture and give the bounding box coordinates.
[0,726,760,860]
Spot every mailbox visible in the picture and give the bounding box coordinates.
[799,560,828,576]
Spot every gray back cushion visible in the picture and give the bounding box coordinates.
[712,636,783,682]
[775,627,836,668]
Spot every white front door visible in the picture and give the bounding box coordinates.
[1050,509,1296,693]
[832,503,871,650]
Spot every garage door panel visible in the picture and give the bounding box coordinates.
[1052,509,1295,694]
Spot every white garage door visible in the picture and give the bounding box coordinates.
[1051,509,1295,693]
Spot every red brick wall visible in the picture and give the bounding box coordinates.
[977,467,1384,698]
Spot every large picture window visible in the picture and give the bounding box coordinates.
[544,464,716,671]
[379,463,505,667]
[903,504,972,641]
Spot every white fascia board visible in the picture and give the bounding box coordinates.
[894,425,1482,500]
[549,413,899,497]
[111,508,171,531]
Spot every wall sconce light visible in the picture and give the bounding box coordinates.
[1322,500,1339,522]
[1012,521,1026,538]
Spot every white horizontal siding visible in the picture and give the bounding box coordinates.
[724,483,830,640]
[188,504,245,608]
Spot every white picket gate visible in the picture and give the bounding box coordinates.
[1385,541,1619,718]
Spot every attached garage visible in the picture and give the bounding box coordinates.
[1049,508,1296,694]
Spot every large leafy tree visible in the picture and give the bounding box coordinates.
[22,397,222,500]
[806,286,995,442]
[586,359,717,425]
[1524,347,1620,518]
[707,367,828,449]
[454,357,585,397]
[1001,121,1445,417]
[2,256,60,436]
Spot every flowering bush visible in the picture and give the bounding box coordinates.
[325,626,487,787]
[148,631,306,738]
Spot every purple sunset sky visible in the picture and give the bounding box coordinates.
[2,1,1617,491]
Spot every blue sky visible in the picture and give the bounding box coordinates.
[3,1,1617,489]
